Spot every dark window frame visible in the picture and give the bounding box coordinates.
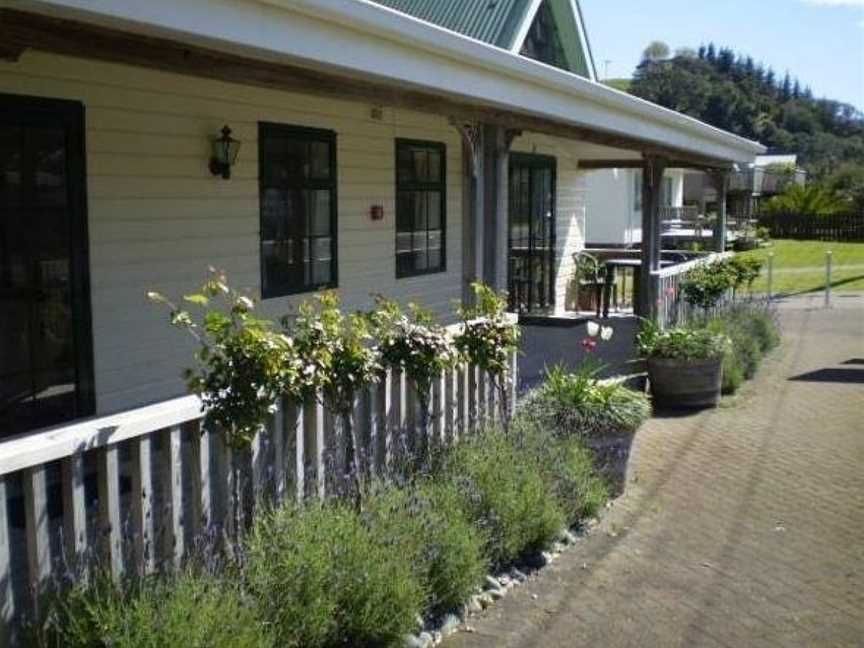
[258,122,338,299]
[394,138,447,279]
[0,92,95,435]
[508,152,557,312]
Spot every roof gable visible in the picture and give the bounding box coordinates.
[371,0,532,49]
[372,0,595,80]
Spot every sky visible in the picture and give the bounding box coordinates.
[580,0,864,110]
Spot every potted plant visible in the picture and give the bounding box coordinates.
[636,322,729,409]
[572,252,605,314]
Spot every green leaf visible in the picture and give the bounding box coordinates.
[183,293,210,306]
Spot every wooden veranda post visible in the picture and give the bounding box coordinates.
[482,125,520,293]
[639,155,667,319]
[712,170,730,252]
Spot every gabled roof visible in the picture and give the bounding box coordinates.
[372,0,595,79]
[371,0,532,49]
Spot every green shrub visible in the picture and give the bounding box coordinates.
[681,263,734,309]
[700,301,781,393]
[521,363,650,438]
[637,323,729,360]
[246,502,423,648]
[34,571,271,648]
[725,256,763,290]
[513,418,609,525]
[364,481,487,616]
[440,431,564,568]
[718,343,745,394]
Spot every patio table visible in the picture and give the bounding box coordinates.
[602,258,674,318]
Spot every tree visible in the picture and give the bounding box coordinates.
[626,43,864,180]
[717,47,735,73]
[826,162,864,213]
[675,47,698,59]
[642,40,671,63]
[706,43,716,62]
[780,73,792,101]
[762,184,849,216]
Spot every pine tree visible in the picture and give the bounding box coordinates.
[717,47,735,72]
[706,43,716,63]
[698,44,706,59]
[780,73,792,101]
[792,79,801,100]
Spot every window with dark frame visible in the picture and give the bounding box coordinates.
[259,123,337,298]
[395,139,446,278]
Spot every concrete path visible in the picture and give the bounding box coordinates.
[448,298,864,647]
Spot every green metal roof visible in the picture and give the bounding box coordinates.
[371,0,532,49]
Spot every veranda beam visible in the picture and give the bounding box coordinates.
[578,159,734,171]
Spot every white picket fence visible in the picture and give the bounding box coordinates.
[0,355,516,644]
[652,252,734,328]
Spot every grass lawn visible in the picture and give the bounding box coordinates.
[739,239,864,295]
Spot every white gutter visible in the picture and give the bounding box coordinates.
[276,0,764,157]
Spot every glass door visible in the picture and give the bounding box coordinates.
[508,153,556,313]
[0,93,93,437]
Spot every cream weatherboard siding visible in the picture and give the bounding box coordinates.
[584,169,639,246]
[0,51,463,415]
[511,133,588,313]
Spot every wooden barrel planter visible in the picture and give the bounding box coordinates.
[647,357,723,409]
[584,429,636,497]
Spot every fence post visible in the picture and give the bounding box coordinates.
[825,250,832,309]
[766,252,774,303]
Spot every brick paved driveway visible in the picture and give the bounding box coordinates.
[448,297,864,648]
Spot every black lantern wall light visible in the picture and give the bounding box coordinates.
[209,125,241,179]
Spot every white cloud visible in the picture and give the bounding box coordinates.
[801,0,864,6]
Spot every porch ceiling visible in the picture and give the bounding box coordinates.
[2,0,764,167]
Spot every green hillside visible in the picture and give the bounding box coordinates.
[627,44,864,181]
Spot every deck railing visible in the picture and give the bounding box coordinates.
[652,252,734,329]
[0,351,516,644]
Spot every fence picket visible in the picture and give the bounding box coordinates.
[284,401,303,503]
[303,394,325,500]
[97,445,123,579]
[373,369,391,473]
[214,438,235,542]
[443,368,456,444]
[0,476,13,645]
[391,369,407,463]
[458,364,470,437]
[24,465,50,611]
[189,423,211,537]
[432,373,445,450]
[161,426,184,569]
[130,435,155,575]
[509,349,518,417]
[272,405,286,504]
[61,454,87,574]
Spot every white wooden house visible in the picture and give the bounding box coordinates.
[0,0,764,636]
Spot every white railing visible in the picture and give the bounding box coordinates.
[652,252,734,329]
[0,353,517,644]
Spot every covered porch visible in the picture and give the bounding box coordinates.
[0,0,762,637]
